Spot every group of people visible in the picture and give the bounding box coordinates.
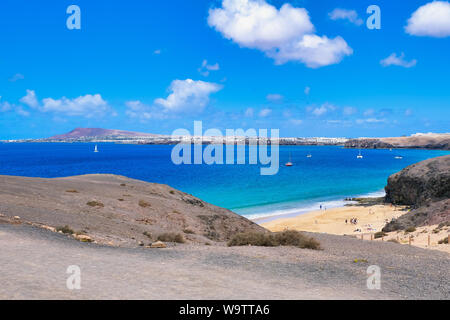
[345,218,358,225]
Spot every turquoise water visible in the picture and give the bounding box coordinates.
[0,143,447,220]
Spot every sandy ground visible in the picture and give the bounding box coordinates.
[1,223,449,299]
[262,205,450,254]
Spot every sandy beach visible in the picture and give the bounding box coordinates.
[261,204,450,254]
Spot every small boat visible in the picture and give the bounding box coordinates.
[357,149,363,159]
[306,154,312,158]
[394,156,403,159]
[94,145,99,153]
[285,153,293,166]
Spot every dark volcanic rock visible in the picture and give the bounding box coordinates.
[345,139,394,149]
[385,155,450,206]
[382,155,450,231]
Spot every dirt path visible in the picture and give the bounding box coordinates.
[1,224,448,300]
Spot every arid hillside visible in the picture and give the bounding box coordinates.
[0,174,265,246]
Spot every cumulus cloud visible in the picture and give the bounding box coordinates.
[380,53,417,68]
[154,79,222,113]
[356,118,387,124]
[0,96,29,116]
[20,90,39,109]
[405,1,450,37]
[208,0,352,68]
[266,93,283,102]
[329,8,363,26]
[41,94,112,118]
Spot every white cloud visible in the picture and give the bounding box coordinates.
[0,97,29,116]
[208,0,352,68]
[329,8,363,26]
[198,60,220,76]
[405,1,450,37]
[309,102,336,116]
[343,106,358,116]
[9,73,25,82]
[356,118,387,124]
[270,34,353,67]
[125,101,157,121]
[304,86,310,95]
[154,49,161,54]
[380,53,417,68]
[20,90,39,109]
[154,79,222,113]
[405,109,413,116]
[266,93,283,102]
[41,94,112,118]
[290,119,303,125]
[363,109,375,117]
[259,108,272,117]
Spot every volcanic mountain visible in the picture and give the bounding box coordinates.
[48,128,160,140]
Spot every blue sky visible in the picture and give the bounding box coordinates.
[0,0,449,139]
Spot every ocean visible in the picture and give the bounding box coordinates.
[0,143,448,221]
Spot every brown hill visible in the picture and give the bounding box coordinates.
[48,128,159,140]
[0,174,265,246]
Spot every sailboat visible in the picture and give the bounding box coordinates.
[306,154,312,158]
[285,153,293,166]
[94,144,99,153]
[394,155,403,159]
[357,149,363,159]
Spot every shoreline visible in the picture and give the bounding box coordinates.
[245,190,386,224]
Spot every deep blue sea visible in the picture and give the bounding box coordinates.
[0,143,448,221]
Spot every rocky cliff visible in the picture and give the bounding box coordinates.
[383,155,450,231]
[345,134,450,150]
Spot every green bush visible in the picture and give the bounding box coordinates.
[228,230,321,250]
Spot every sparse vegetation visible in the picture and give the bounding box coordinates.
[56,225,74,234]
[169,190,175,195]
[183,229,195,234]
[86,200,104,208]
[438,221,450,229]
[438,237,449,244]
[65,189,79,193]
[374,231,387,239]
[138,200,151,208]
[387,239,399,244]
[118,198,124,202]
[157,233,185,243]
[120,183,126,187]
[227,230,321,250]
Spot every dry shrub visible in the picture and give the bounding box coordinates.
[138,200,151,208]
[228,230,321,250]
[374,231,388,239]
[86,200,104,208]
[56,225,74,234]
[65,189,79,193]
[438,237,449,244]
[157,233,185,243]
